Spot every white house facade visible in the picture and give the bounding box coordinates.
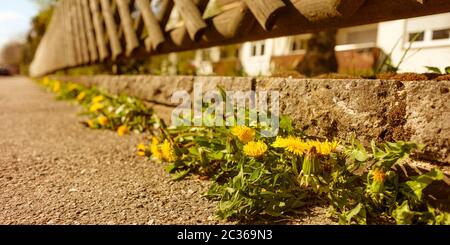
[194,13,450,76]
[377,13,450,73]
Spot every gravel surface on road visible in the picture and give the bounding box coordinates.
[0,77,333,225]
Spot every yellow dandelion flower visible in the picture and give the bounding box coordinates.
[42,77,50,86]
[52,81,61,93]
[285,139,310,156]
[89,102,104,112]
[272,137,289,148]
[231,126,255,144]
[150,137,163,160]
[86,120,95,128]
[161,140,176,162]
[137,143,146,157]
[273,136,309,156]
[117,125,129,136]
[372,169,386,183]
[97,116,108,127]
[92,95,105,103]
[308,140,339,156]
[243,141,268,158]
[76,92,86,101]
[323,140,340,154]
[68,83,78,91]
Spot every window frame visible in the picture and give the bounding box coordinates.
[405,28,450,49]
[250,41,266,57]
[290,37,307,54]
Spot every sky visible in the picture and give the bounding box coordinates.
[0,0,39,50]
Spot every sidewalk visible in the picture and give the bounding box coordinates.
[0,77,224,225]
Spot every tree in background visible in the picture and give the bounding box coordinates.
[296,29,338,77]
[20,0,56,75]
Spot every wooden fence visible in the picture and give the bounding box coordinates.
[30,0,450,77]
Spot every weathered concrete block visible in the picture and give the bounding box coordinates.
[257,78,397,140]
[405,81,450,163]
[126,76,194,106]
[51,75,450,164]
[256,78,450,164]
[194,76,252,92]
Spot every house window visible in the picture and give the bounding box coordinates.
[405,13,450,46]
[408,32,425,42]
[291,37,307,52]
[250,42,266,57]
[252,45,258,56]
[406,27,450,47]
[200,50,210,61]
[220,45,240,59]
[346,29,378,44]
[432,28,450,40]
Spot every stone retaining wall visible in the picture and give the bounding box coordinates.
[52,75,450,165]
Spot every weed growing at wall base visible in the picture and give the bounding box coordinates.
[39,77,155,136]
[38,77,450,224]
[171,81,280,137]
